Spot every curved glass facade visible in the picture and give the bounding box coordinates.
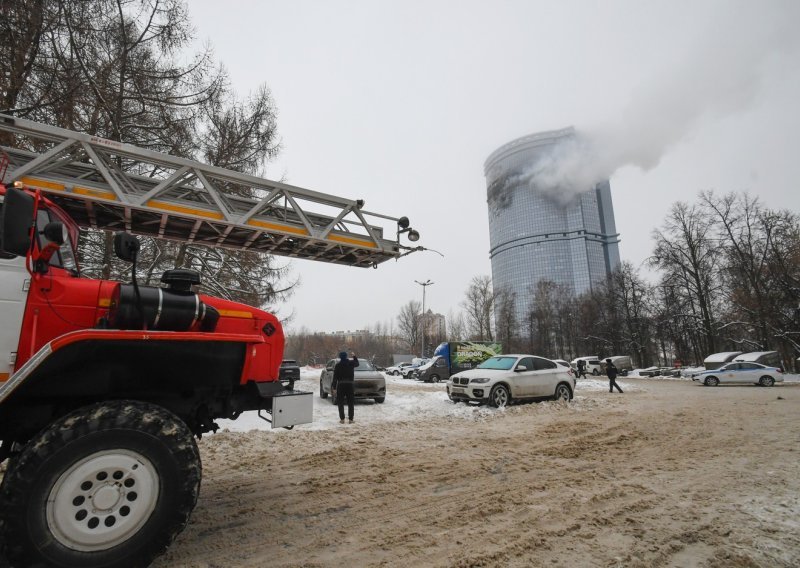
[484,129,620,324]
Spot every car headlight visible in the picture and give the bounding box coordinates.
[470,378,490,384]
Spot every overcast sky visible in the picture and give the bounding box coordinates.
[188,0,800,335]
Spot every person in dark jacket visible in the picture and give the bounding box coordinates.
[576,359,587,379]
[332,351,359,423]
[606,358,623,393]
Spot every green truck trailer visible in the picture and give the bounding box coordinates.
[414,341,502,383]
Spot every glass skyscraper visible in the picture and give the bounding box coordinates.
[484,128,621,325]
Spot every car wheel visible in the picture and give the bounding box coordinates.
[488,384,510,408]
[430,374,440,383]
[592,369,599,376]
[392,370,400,376]
[0,400,200,568]
[553,383,572,401]
[704,376,719,387]
[374,397,385,403]
[320,379,328,398]
[759,376,775,387]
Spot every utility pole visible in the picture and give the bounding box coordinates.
[415,279,434,357]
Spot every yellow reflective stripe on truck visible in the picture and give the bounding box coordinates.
[328,234,377,248]
[145,200,225,220]
[73,187,117,200]
[246,219,309,236]
[216,309,254,319]
[21,177,117,200]
[20,177,65,191]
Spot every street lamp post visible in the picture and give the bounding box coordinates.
[415,279,434,357]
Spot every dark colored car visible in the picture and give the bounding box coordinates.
[279,359,301,384]
[638,366,662,377]
[319,358,386,403]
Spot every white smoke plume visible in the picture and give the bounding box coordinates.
[522,0,800,204]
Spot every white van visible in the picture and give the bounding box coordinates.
[606,356,633,374]
[733,351,783,371]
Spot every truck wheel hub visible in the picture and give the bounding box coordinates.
[47,450,159,551]
[92,484,123,511]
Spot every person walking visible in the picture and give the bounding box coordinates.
[576,359,587,379]
[333,351,359,423]
[606,358,623,393]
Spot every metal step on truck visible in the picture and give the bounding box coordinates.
[0,114,421,567]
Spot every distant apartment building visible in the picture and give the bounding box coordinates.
[484,128,621,325]
[420,310,446,339]
[324,329,370,343]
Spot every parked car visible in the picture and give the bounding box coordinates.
[552,359,571,368]
[385,362,413,376]
[403,360,429,378]
[411,357,443,382]
[320,358,386,402]
[691,362,784,387]
[279,359,301,384]
[679,366,705,378]
[446,355,575,408]
[638,366,662,377]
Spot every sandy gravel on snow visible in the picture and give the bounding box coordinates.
[150,378,799,568]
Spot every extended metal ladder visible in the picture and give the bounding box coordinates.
[0,114,417,267]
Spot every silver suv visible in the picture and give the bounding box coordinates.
[319,359,386,403]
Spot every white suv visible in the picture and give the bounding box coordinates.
[446,355,575,407]
[571,356,603,376]
[385,362,413,376]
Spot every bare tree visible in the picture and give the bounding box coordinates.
[702,192,775,347]
[650,201,724,356]
[397,300,421,352]
[0,0,51,119]
[2,0,293,311]
[447,309,466,341]
[494,285,519,351]
[765,210,800,365]
[702,191,800,367]
[605,263,656,366]
[462,275,495,340]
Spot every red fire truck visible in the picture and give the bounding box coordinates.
[0,115,420,567]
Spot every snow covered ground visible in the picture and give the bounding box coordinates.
[159,366,800,568]
[211,366,800,434]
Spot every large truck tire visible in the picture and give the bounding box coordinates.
[0,400,201,568]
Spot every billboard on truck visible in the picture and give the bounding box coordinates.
[416,341,502,382]
[444,341,503,371]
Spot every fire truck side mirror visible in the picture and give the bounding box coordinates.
[1,187,35,257]
[113,232,140,263]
